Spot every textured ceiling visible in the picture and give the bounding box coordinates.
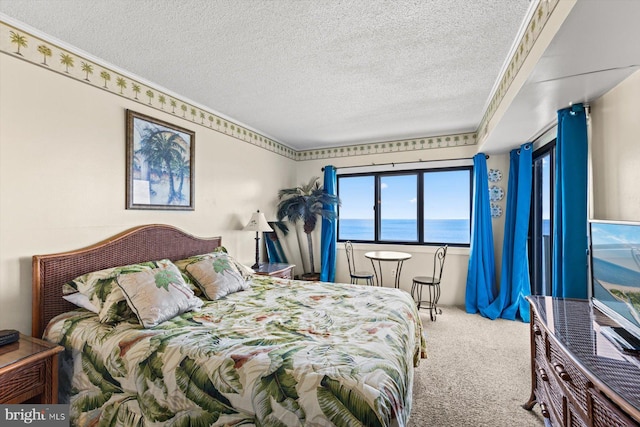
[0,0,531,150]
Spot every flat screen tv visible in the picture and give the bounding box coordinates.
[590,219,640,347]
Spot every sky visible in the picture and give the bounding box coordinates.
[338,171,470,220]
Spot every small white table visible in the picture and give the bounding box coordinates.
[364,251,412,288]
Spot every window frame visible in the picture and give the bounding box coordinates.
[337,165,473,247]
[529,139,556,296]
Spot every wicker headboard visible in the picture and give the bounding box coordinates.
[32,224,222,338]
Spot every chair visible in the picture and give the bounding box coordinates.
[344,241,374,286]
[412,245,448,321]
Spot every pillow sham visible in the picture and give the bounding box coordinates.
[116,262,203,328]
[183,254,249,300]
[63,259,175,323]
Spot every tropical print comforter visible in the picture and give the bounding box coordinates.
[44,276,427,427]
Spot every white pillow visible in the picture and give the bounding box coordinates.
[62,293,99,313]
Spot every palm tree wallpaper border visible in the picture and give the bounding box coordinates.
[126,110,195,210]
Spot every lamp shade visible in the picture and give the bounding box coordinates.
[243,211,274,232]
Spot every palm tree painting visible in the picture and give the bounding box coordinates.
[126,111,195,210]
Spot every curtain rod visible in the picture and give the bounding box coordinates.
[321,154,489,171]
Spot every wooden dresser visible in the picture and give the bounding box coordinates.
[525,296,640,426]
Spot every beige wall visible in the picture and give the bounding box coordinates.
[590,69,640,221]
[294,147,510,306]
[1,50,519,334]
[0,54,297,334]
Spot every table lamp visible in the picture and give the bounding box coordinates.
[243,210,274,269]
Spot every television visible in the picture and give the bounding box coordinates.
[589,219,640,350]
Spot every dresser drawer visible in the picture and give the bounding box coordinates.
[589,389,639,427]
[534,333,546,364]
[0,358,46,403]
[532,315,546,361]
[545,362,567,425]
[534,368,553,422]
[255,264,294,279]
[568,403,589,427]
[548,336,591,416]
[276,269,292,279]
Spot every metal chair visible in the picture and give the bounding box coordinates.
[412,245,448,321]
[345,241,374,285]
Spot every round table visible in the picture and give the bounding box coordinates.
[364,251,412,288]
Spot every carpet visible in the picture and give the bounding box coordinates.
[408,306,545,427]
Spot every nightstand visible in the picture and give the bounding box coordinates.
[255,263,295,279]
[0,334,64,404]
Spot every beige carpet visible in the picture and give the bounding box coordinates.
[408,306,545,427]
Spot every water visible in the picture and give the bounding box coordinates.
[339,219,470,244]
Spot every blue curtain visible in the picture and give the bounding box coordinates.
[481,143,532,322]
[320,165,337,282]
[465,154,497,314]
[552,104,589,299]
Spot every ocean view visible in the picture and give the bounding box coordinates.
[339,218,470,243]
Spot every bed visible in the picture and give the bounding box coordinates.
[33,224,426,427]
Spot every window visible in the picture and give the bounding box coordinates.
[529,141,555,295]
[338,166,472,246]
[423,170,471,245]
[338,175,375,241]
[380,174,418,241]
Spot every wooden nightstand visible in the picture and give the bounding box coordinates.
[0,334,63,404]
[255,263,295,279]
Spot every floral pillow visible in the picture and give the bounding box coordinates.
[63,259,175,323]
[174,250,255,280]
[116,263,203,328]
[182,253,249,300]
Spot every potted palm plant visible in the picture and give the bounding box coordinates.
[276,177,340,280]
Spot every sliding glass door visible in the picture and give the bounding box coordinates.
[530,142,555,296]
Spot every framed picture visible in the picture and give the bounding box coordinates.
[126,110,195,210]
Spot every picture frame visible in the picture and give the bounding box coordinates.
[126,110,195,210]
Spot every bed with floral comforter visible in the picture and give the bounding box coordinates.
[44,275,426,427]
